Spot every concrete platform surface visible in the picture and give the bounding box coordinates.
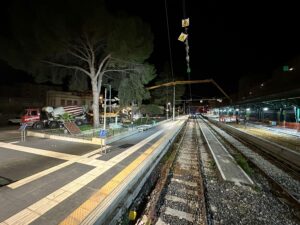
[198,120,253,185]
[0,118,185,225]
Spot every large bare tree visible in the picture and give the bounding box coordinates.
[0,0,155,127]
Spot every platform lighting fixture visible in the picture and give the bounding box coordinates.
[200,100,203,103]
[235,109,239,111]
[263,107,269,111]
[246,108,250,111]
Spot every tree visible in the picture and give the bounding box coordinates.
[150,62,186,106]
[140,104,164,117]
[0,0,155,128]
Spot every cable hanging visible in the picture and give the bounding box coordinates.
[179,0,192,101]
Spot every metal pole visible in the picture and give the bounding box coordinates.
[103,88,107,130]
[166,102,168,120]
[172,85,175,120]
[109,84,112,113]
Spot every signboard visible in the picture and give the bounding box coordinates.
[178,32,188,42]
[19,123,28,131]
[182,18,190,27]
[99,129,107,138]
[64,122,81,135]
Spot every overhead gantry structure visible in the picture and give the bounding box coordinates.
[146,78,232,102]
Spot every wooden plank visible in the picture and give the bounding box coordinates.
[64,122,81,135]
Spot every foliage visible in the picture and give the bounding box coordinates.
[59,113,74,122]
[139,104,164,116]
[117,64,156,106]
[235,153,253,175]
[0,0,156,127]
[150,62,186,106]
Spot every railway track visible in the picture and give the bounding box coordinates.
[156,120,207,224]
[199,116,300,218]
[136,120,208,225]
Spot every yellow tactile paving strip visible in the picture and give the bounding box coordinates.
[0,126,172,224]
[7,130,165,190]
[59,126,177,225]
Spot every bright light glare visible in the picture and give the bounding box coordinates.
[246,108,250,111]
[263,107,268,111]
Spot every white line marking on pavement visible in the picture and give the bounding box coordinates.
[7,147,109,189]
[1,127,170,224]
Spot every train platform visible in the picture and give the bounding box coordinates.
[244,122,300,138]
[205,114,300,138]
[197,119,253,186]
[0,118,185,225]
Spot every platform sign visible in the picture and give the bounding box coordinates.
[99,129,107,138]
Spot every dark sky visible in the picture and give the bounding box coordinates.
[108,0,299,97]
[1,0,299,98]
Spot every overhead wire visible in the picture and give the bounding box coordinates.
[182,0,192,101]
[164,0,175,116]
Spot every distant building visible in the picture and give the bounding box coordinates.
[46,90,93,109]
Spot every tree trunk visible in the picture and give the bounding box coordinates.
[91,79,100,128]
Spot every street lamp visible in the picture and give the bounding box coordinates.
[166,102,171,120]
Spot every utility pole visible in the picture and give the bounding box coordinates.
[173,85,175,120]
[103,88,107,130]
[166,102,169,120]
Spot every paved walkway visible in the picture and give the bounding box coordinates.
[0,119,184,225]
[198,120,253,185]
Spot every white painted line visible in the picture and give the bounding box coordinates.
[2,121,182,224]
[0,142,77,161]
[2,128,171,224]
[8,147,110,189]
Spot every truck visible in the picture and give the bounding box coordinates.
[21,105,88,129]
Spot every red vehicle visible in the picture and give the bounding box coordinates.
[21,106,87,129]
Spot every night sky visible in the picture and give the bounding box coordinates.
[1,0,299,98]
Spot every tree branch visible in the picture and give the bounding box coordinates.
[84,33,95,68]
[42,60,91,78]
[104,68,139,73]
[95,54,111,79]
[67,49,90,63]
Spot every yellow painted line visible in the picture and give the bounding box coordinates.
[1,120,183,224]
[6,128,163,189]
[59,127,175,225]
